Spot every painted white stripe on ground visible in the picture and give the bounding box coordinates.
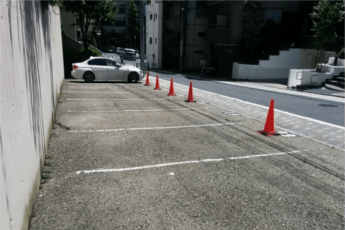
[66,98,167,101]
[152,78,345,151]
[155,77,345,130]
[76,151,299,174]
[67,91,130,94]
[67,108,207,113]
[68,86,113,88]
[68,123,233,133]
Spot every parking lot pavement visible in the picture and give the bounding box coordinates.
[151,76,345,151]
[30,79,344,230]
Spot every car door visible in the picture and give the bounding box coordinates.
[106,59,126,81]
[91,59,108,80]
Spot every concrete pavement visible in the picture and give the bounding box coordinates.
[30,79,344,229]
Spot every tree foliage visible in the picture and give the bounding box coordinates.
[310,0,344,71]
[241,2,265,58]
[62,1,118,52]
[242,2,265,39]
[127,1,140,49]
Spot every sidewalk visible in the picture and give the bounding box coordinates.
[29,79,344,229]
[151,69,345,98]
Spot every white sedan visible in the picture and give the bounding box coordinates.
[71,57,144,83]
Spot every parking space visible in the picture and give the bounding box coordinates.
[30,79,344,230]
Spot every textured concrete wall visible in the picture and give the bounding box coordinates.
[0,1,64,229]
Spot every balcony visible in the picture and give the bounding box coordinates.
[204,28,231,43]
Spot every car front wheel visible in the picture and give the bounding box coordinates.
[84,72,95,83]
[127,72,138,83]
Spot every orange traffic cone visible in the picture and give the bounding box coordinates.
[186,81,195,102]
[144,72,150,86]
[168,77,176,96]
[154,74,161,90]
[258,99,276,136]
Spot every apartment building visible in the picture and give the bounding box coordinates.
[145,0,163,69]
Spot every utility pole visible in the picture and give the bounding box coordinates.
[140,1,145,74]
[179,1,187,72]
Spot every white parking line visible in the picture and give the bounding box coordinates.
[67,108,207,113]
[67,91,130,94]
[68,86,113,89]
[76,151,299,174]
[157,78,345,131]
[66,98,167,101]
[68,123,234,133]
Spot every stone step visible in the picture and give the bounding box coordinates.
[325,79,344,88]
[324,82,345,92]
[332,76,345,82]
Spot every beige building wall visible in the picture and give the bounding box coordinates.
[146,1,163,69]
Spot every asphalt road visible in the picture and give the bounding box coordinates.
[29,79,344,230]
[150,71,345,127]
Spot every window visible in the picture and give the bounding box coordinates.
[265,9,282,23]
[155,38,157,44]
[150,37,152,44]
[87,60,95,65]
[93,59,107,66]
[105,59,116,66]
[150,14,152,20]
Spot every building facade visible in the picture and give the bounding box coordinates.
[103,1,141,52]
[145,1,163,69]
[162,0,310,76]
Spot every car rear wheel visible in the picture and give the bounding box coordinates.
[128,72,138,83]
[84,72,95,83]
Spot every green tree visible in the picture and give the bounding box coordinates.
[62,1,118,53]
[127,1,140,49]
[310,0,344,71]
[241,2,265,59]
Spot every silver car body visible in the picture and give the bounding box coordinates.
[71,57,143,82]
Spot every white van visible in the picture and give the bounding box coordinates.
[116,47,125,55]
[124,48,136,55]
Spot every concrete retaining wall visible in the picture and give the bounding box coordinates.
[232,48,336,80]
[1,1,64,229]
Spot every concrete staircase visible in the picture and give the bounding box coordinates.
[324,72,344,92]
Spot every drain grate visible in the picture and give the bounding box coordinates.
[289,129,310,136]
[275,131,297,137]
